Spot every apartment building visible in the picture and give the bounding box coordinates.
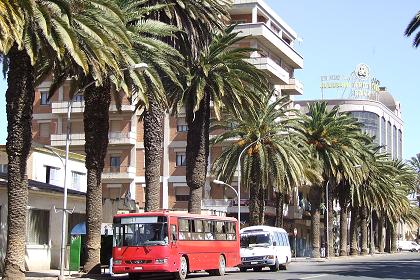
[32,0,304,224]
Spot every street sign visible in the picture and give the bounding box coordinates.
[293,228,298,236]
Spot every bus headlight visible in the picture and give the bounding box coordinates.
[264,255,275,260]
[113,260,122,265]
[155,258,168,264]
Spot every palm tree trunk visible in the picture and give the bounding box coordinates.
[3,45,34,280]
[325,183,334,257]
[339,204,348,256]
[385,220,391,253]
[378,215,385,253]
[144,93,164,211]
[349,206,359,256]
[275,192,284,227]
[309,187,321,258]
[258,187,265,225]
[186,93,210,214]
[82,81,111,274]
[390,222,397,253]
[360,206,369,255]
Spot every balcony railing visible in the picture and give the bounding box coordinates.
[102,165,136,181]
[108,132,136,145]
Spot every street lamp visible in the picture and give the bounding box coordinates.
[58,63,148,280]
[213,179,239,221]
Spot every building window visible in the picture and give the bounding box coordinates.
[350,111,379,142]
[381,117,386,152]
[175,186,189,202]
[398,129,402,160]
[45,166,60,185]
[26,209,49,245]
[40,91,49,105]
[0,164,7,173]
[110,156,121,172]
[71,171,85,189]
[175,152,186,166]
[393,126,397,159]
[176,119,188,132]
[39,123,50,138]
[73,95,84,102]
[387,121,392,154]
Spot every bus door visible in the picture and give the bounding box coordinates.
[169,218,180,269]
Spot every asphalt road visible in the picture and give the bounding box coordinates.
[25,252,420,280]
[119,252,420,280]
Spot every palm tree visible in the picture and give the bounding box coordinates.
[34,1,134,273]
[405,11,420,47]
[211,91,312,225]
[0,2,94,278]
[172,26,268,214]
[123,0,230,211]
[300,101,366,258]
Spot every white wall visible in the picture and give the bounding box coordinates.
[0,188,86,271]
[30,151,87,193]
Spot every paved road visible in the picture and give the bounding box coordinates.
[25,252,420,280]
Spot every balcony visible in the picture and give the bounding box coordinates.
[284,205,303,219]
[234,23,304,69]
[276,78,304,95]
[202,199,231,213]
[227,199,277,216]
[245,57,289,85]
[109,132,136,145]
[51,133,85,146]
[102,165,136,181]
[51,132,136,146]
[52,101,135,114]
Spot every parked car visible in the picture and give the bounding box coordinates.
[397,240,420,252]
[239,225,291,272]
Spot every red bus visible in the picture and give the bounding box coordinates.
[112,211,240,279]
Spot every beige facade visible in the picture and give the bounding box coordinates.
[31,0,304,224]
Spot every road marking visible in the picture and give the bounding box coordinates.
[298,274,328,279]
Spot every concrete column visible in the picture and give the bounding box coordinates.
[162,114,170,209]
[252,6,258,23]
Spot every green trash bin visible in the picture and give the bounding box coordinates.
[69,235,81,272]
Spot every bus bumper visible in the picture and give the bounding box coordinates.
[112,263,173,274]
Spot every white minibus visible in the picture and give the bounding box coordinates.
[239,225,291,272]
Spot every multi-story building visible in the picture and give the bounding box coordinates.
[31,0,304,224]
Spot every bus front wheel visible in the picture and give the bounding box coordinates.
[174,256,188,280]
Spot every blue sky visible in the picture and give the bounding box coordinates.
[0,0,419,159]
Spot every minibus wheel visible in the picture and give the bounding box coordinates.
[174,256,188,280]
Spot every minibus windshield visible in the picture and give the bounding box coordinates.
[240,232,271,248]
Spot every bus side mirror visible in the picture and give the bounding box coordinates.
[172,233,177,243]
[273,241,277,246]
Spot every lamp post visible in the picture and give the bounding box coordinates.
[213,179,239,220]
[58,63,148,280]
[325,180,330,259]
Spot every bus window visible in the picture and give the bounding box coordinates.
[215,221,227,240]
[171,224,177,242]
[178,218,190,240]
[274,232,281,246]
[226,222,236,240]
[192,220,204,240]
[204,220,215,240]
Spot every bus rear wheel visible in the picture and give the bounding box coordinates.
[174,256,188,280]
[208,255,226,276]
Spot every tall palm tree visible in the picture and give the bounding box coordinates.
[0,1,95,278]
[405,11,420,47]
[211,91,313,225]
[34,0,134,273]
[123,0,230,211]
[172,26,268,214]
[300,101,366,258]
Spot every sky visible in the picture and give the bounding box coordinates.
[0,0,419,159]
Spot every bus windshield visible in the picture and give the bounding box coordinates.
[240,232,271,248]
[113,216,168,247]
